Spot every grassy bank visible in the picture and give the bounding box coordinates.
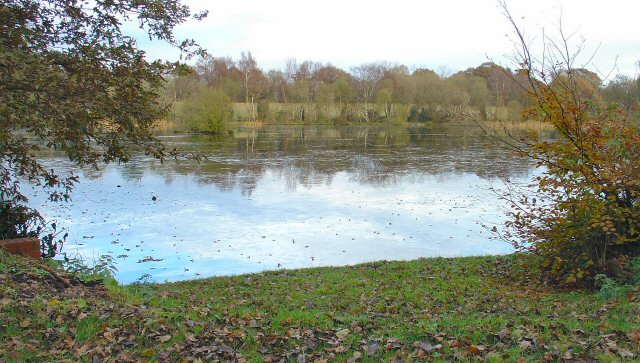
[1,251,638,362]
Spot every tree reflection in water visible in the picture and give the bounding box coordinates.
[32,124,535,283]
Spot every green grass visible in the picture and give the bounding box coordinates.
[0,251,638,362]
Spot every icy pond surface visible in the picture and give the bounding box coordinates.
[31,124,534,283]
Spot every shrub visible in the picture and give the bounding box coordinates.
[0,202,67,258]
[257,100,271,121]
[60,253,118,285]
[180,89,231,134]
[407,106,431,122]
[594,274,622,300]
[495,3,640,284]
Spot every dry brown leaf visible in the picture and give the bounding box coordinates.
[563,350,573,360]
[335,345,348,353]
[263,354,282,362]
[519,340,533,350]
[414,341,442,352]
[363,342,379,355]
[618,349,636,358]
[495,326,509,340]
[335,329,350,340]
[346,351,362,362]
[466,345,482,355]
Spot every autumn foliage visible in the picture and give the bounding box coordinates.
[497,4,640,283]
[503,93,640,282]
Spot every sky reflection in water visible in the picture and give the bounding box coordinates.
[31,124,533,283]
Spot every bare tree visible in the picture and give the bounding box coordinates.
[351,62,391,121]
[238,51,258,104]
[238,51,268,120]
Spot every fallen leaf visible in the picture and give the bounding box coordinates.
[466,345,482,355]
[263,354,282,362]
[363,341,379,355]
[335,345,348,353]
[618,349,636,358]
[336,329,350,340]
[137,256,163,263]
[121,340,136,348]
[519,340,533,350]
[158,335,172,343]
[494,326,509,341]
[414,341,442,352]
[103,330,114,342]
[563,350,573,360]
[346,351,362,363]
[218,345,234,354]
[572,328,586,336]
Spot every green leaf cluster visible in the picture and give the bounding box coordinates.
[0,0,204,248]
[176,88,231,134]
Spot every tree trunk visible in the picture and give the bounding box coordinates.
[250,94,256,121]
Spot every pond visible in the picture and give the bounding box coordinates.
[30,123,534,283]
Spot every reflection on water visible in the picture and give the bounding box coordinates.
[31,124,533,283]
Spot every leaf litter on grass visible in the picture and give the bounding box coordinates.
[1,252,639,362]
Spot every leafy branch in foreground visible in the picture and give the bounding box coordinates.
[0,0,206,252]
[492,1,640,284]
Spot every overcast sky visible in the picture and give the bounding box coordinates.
[131,0,640,77]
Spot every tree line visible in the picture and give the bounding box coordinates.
[162,52,640,132]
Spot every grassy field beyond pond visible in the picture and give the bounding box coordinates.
[1,251,638,362]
